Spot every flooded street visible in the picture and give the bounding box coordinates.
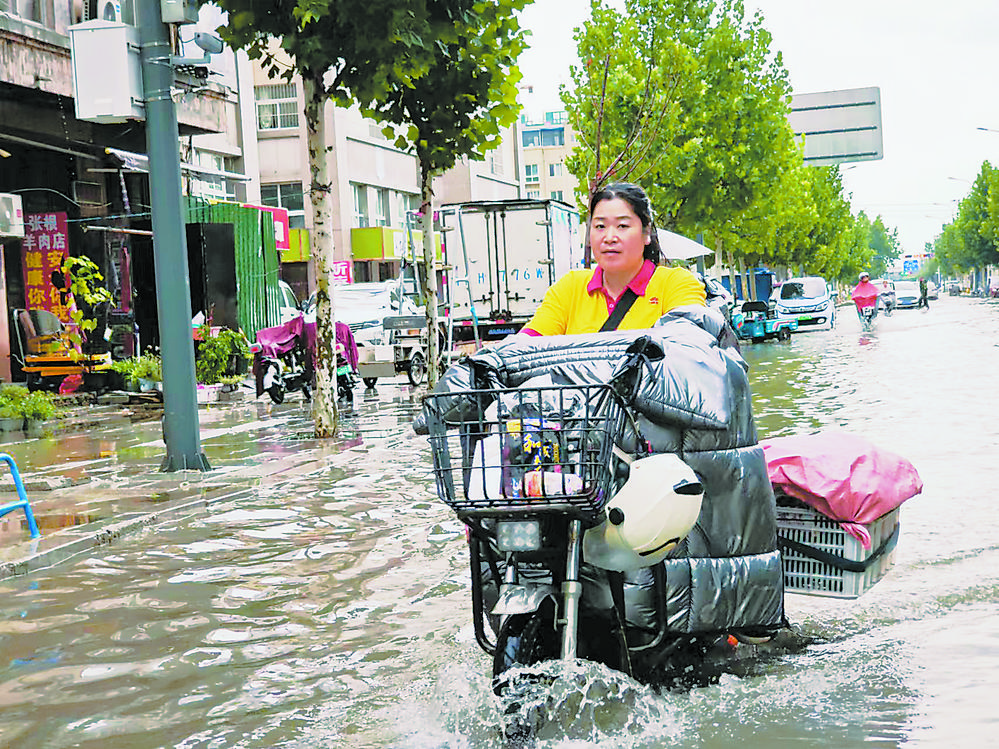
[2,296,999,748]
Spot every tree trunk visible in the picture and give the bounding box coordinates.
[420,164,440,388]
[725,246,738,301]
[738,257,754,302]
[303,71,338,437]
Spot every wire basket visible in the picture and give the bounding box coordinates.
[424,384,628,523]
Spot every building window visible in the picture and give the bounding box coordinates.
[374,188,390,227]
[550,190,564,201]
[352,184,369,228]
[522,130,542,148]
[525,164,539,184]
[527,189,541,199]
[489,153,504,176]
[261,182,306,229]
[396,192,421,228]
[255,84,299,130]
[541,128,565,147]
[549,163,563,177]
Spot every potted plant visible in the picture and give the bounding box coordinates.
[133,352,163,392]
[61,255,113,356]
[110,357,141,391]
[22,391,58,435]
[0,386,28,431]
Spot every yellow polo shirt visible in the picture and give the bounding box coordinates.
[522,261,707,336]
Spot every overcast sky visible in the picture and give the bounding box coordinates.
[517,0,999,255]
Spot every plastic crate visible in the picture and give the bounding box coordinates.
[776,504,900,598]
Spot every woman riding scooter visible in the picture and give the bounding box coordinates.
[852,272,880,330]
[420,183,785,696]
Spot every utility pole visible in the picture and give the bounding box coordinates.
[137,0,209,471]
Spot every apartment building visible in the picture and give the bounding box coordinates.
[519,110,579,207]
[250,46,524,293]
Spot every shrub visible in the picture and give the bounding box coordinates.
[196,328,249,385]
[0,387,58,421]
[112,353,162,383]
[22,391,58,421]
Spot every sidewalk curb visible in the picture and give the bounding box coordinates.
[0,485,256,580]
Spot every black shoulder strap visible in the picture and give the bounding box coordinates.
[599,288,639,332]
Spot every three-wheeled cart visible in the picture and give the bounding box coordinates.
[732,300,797,343]
[356,314,428,388]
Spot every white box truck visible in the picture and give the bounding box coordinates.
[438,199,583,355]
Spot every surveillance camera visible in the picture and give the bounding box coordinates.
[193,32,224,55]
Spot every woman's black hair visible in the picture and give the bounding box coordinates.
[589,182,662,264]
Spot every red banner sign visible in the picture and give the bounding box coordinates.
[22,212,73,323]
[332,261,353,284]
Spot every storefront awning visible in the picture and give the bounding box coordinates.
[102,147,249,181]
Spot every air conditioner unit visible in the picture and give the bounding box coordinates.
[0,193,25,239]
[99,0,122,22]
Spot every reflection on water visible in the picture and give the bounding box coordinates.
[2,303,999,747]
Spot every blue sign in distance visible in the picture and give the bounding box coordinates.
[903,259,918,275]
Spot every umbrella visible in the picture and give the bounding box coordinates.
[657,229,712,261]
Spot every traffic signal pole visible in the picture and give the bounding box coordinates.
[137,0,209,471]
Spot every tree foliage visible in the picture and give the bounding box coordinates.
[211,0,485,433]
[564,0,798,233]
[933,161,999,277]
[358,0,529,386]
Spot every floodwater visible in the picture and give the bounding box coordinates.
[2,296,999,748]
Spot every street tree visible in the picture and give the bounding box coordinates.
[562,0,696,229]
[956,161,999,272]
[563,0,799,279]
[359,0,529,386]
[213,0,479,436]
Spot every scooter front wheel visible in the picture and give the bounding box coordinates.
[492,608,559,690]
[267,383,286,404]
[492,608,560,746]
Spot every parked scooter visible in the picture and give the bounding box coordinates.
[251,315,314,404]
[335,321,360,404]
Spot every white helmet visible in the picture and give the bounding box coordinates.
[583,453,703,571]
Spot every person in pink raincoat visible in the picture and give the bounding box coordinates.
[851,271,880,321]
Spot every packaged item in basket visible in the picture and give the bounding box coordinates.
[523,470,583,497]
[502,417,567,498]
[466,432,502,501]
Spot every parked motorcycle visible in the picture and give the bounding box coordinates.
[335,340,358,404]
[251,315,314,404]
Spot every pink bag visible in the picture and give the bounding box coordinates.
[761,431,923,549]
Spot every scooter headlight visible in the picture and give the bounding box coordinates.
[496,520,542,551]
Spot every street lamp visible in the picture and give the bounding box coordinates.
[976,127,999,134]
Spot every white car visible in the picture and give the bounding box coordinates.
[894,280,920,309]
[331,281,422,347]
[774,276,836,331]
[278,280,307,324]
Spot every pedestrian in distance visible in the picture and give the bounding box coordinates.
[917,277,930,309]
[518,182,706,336]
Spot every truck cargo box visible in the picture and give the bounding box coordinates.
[439,199,582,351]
